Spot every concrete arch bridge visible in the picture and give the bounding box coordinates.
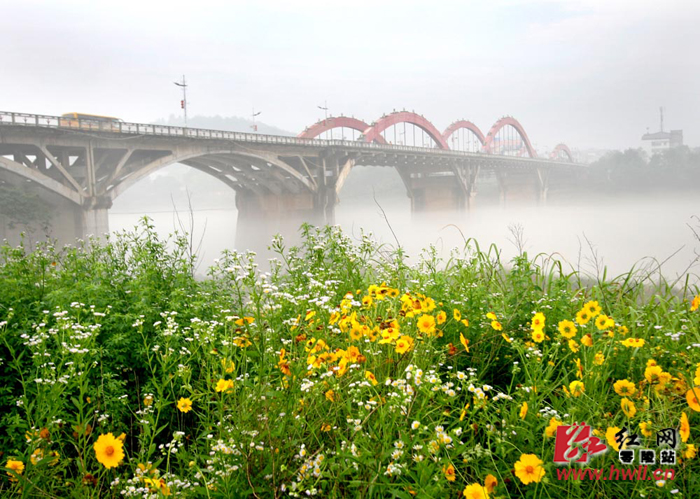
[0,111,583,245]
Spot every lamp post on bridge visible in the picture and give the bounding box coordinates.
[251,108,261,132]
[173,76,188,128]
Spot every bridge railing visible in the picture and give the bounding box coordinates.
[0,111,578,166]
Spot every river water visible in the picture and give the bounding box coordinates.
[110,188,700,284]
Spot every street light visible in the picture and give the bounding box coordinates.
[173,75,188,128]
[251,108,261,132]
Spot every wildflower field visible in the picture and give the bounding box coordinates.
[0,220,699,498]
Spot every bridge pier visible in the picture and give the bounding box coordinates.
[408,178,468,212]
[495,169,548,206]
[234,189,334,251]
[400,165,478,213]
[79,197,111,239]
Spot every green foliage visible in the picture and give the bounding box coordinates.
[0,185,53,230]
[0,219,697,497]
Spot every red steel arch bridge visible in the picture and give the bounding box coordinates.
[0,110,582,245]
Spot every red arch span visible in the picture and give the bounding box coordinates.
[483,117,538,158]
[362,111,449,149]
[550,143,574,162]
[297,116,387,144]
[442,120,486,146]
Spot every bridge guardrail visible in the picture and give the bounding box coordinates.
[0,111,578,166]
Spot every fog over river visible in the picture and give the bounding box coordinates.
[110,166,700,284]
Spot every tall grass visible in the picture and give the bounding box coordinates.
[0,218,697,498]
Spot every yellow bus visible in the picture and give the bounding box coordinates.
[59,112,124,131]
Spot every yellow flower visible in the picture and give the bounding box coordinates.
[606,426,622,451]
[583,300,602,317]
[443,463,456,482]
[461,318,470,327]
[621,338,645,348]
[621,398,637,418]
[545,417,562,437]
[687,387,700,412]
[395,335,415,355]
[691,295,700,312]
[436,311,447,325]
[513,454,545,484]
[501,333,512,343]
[453,309,462,321]
[417,314,436,335]
[644,365,665,384]
[593,352,605,365]
[484,473,498,493]
[558,320,577,339]
[93,433,125,469]
[576,309,591,325]
[321,423,331,432]
[614,379,637,397]
[143,395,154,407]
[569,381,585,397]
[349,326,363,342]
[684,444,697,459]
[520,402,528,420]
[222,359,236,373]
[531,312,545,330]
[680,412,690,443]
[595,314,613,330]
[531,329,544,343]
[459,403,470,421]
[491,321,502,331]
[177,397,193,413]
[325,389,336,402]
[639,421,653,437]
[486,312,497,321]
[362,295,373,308]
[581,334,593,347]
[365,371,378,386]
[215,379,234,393]
[30,448,59,466]
[568,339,579,353]
[463,483,489,499]
[5,459,24,481]
[234,316,254,326]
[460,333,470,352]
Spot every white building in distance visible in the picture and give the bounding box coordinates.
[641,108,683,155]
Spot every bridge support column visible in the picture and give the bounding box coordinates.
[234,189,334,251]
[536,167,550,204]
[495,170,543,206]
[78,196,112,239]
[405,176,468,212]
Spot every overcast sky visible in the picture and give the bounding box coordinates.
[3,0,699,151]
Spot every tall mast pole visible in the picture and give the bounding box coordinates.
[174,75,188,127]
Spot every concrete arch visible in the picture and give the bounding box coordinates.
[550,143,574,162]
[363,111,449,149]
[107,148,315,201]
[0,156,83,205]
[298,117,387,144]
[442,120,486,146]
[483,117,538,158]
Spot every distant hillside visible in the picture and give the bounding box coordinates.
[154,114,294,136]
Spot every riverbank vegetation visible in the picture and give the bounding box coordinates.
[0,220,698,497]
